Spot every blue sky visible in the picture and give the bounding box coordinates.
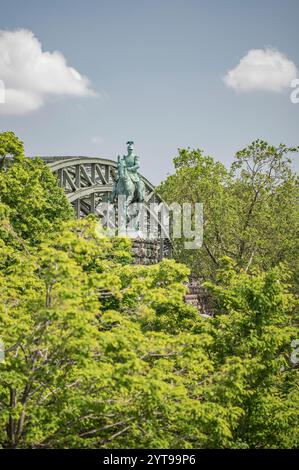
[0,0,298,184]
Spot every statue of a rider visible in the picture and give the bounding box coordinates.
[111,140,145,204]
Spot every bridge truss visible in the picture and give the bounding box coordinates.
[42,156,172,262]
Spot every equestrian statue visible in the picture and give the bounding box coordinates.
[111,141,145,211]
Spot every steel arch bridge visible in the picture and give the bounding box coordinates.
[42,156,171,261]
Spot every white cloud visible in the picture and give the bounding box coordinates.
[0,29,96,114]
[223,48,298,92]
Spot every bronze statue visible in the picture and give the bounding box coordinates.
[111,141,145,208]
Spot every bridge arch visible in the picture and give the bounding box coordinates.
[42,156,172,259]
[44,156,160,214]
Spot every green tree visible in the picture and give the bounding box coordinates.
[158,141,299,286]
[0,132,73,245]
[1,133,298,449]
[1,218,298,447]
[203,259,299,448]
[0,217,203,448]
[0,131,24,169]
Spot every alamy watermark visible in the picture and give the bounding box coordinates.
[96,197,203,249]
[290,78,299,104]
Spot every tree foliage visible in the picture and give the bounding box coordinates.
[158,141,299,288]
[0,132,73,245]
[0,133,298,448]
